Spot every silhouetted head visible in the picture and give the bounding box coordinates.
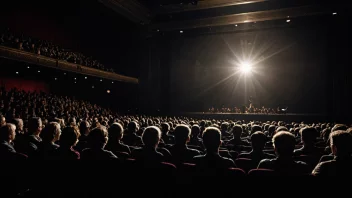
[251,131,267,151]
[41,122,61,143]
[88,126,108,149]
[60,126,81,148]
[127,121,138,134]
[202,127,222,153]
[161,122,170,134]
[191,124,200,138]
[231,125,242,138]
[300,127,319,146]
[330,130,352,157]
[28,117,43,135]
[142,126,161,148]
[272,131,296,157]
[108,122,124,141]
[174,124,191,145]
[0,123,16,142]
[251,125,262,134]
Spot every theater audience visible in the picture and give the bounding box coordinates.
[0,123,26,160]
[131,126,165,164]
[312,131,352,176]
[0,27,114,73]
[51,126,80,160]
[193,127,236,173]
[81,126,118,160]
[35,122,61,159]
[258,131,310,175]
[238,131,275,166]
[168,124,201,165]
[106,122,131,155]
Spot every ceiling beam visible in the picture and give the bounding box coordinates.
[156,0,267,14]
[98,0,152,24]
[151,5,333,31]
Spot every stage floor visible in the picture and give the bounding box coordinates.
[180,112,328,122]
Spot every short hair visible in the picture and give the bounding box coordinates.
[232,125,243,137]
[11,118,23,131]
[272,131,296,156]
[79,121,90,133]
[251,132,267,150]
[41,122,61,142]
[330,130,352,156]
[251,125,262,134]
[28,117,42,134]
[161,123,170,132]
[221,122,229,131]
[300,127,318,144]
[88,126,108,148]
[127,121,138,133]
[108,122,124,139]
[276,126,288,133]
[174,124,191,144]
[191,124,200,136]
[60,126,81,147]
[142,126,161,147]
[202,127,221,151]
[0,123,16,141]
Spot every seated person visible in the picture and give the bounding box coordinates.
[193,127,236,173]
[238,132,275,166]
[227,125,250,151]
[312,130,352,176]
[0,123,26,160]
[168,124,201,165]
[294,127,321,156]
[105,122,131,155]
[35,122,61,159]
[81,126,118,160]
[131,126,165,164]
[258,131,310,175]
[52,126,80,160]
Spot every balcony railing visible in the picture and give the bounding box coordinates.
[0,46,138,84]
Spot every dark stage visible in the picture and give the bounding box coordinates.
[181,112,328,123]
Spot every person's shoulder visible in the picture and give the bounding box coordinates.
[238,152,250,158]
[258,158,275,166]
[104,150,118,158]
[264,153,276,158]
[188,148,201,154]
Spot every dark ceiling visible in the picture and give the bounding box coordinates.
[99,0,348,33]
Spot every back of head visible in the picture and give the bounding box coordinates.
[231,125,242,138]
[276,126,288,134]
[41,122,61,142]
[330,130,352,157]
[202,127,221,152]
[79,121,90,134]
[0,123,16,141]
[251,125,262,134]
[142,126,161,148]
[88,126,108,149]
[272,131,296,157]
[161,123,170,133]
[174,124,191,145]
[221,122,228,131]
[251,131,267,151]
[60,126,81,147]
[28,117,42,135]
[300,127,318,145]
[127,121,138,134]
[108,122,123,140]
[191,124,200,137]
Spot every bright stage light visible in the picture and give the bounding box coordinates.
[239,61,253,74]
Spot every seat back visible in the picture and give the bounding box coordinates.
[248,169,276,176]
[235,158,256,173]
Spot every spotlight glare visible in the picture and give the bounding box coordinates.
[38,70,40,73]
[85,77,87,79]
[107,90,111,94]
[239,61,253,74]
[286,19,291,23]
[332,12,337,15]
[16,72,19,74]
[180,30,183,33]
[27,66,30,69]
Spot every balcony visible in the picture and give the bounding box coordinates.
[0,45,138,84]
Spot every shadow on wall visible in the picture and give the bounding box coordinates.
[0,78,49,93]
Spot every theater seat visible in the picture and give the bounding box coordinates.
[248,169,276,176]
[227,168,246,176]
[235,158,257,173]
